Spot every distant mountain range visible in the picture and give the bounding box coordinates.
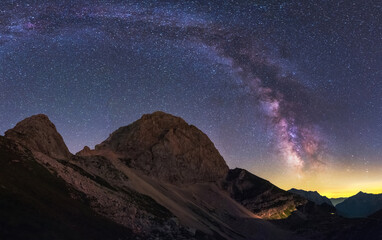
[288,188,382,219]
[1,112,382,239]
[336,192,382,218]
[288,188,333,207]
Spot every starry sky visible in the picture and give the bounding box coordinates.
[1,0,381,197]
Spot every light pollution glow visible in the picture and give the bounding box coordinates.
[251,161,382,198]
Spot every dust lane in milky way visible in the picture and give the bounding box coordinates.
[1,0,382,197]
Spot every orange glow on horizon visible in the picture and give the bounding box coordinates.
[248,158,382,199]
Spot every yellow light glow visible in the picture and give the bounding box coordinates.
[248,159,382,198]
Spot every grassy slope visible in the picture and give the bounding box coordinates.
[0,136,134,240]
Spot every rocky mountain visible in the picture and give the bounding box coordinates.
[4,114,71,159]
[336,192,382,218]
[330,197,347,206]
[0,112,291,239]
[92,111,229,184]
[288,188,333,207]
[1,112,379,239]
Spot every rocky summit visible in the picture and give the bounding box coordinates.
[4,114,71,159]
[95,111,229,183]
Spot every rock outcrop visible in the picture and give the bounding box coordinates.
[4,114,71,159]
[221,168,307,219]
[95,111,229,183]
[76,146,93,156]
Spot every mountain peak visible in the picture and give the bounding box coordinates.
[142,110,178,118]
[4,114,71,159]
[336,191,382,218]
[95,111,229,183]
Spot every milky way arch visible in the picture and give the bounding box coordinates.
[0,1,328,172]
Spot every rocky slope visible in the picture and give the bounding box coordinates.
[288,188,333,207]
[221,168,308,219]
[0,136,134,240]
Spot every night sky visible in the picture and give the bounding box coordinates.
[1,0,381,197]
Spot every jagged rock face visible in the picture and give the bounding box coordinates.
[95,111,229,183]
[4,114,71,159]
[221,168,307,219]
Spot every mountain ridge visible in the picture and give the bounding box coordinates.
[288,188,333,207]
[336,192,382,218]
[1,111,381,240]
[1,112,293,239]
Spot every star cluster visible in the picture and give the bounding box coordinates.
[1,0,381,196]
